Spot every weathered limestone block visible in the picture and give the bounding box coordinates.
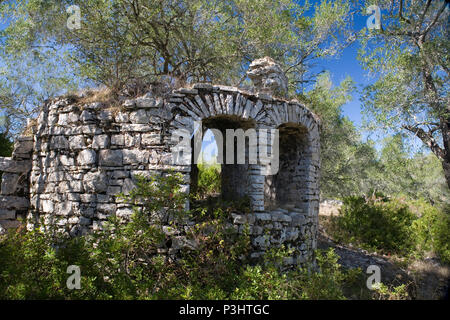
[141,133,161,145]
[291,213,307,226]
[0,196,29,210]
[124,133,140,147]
[56,201,75,216]
[107,186,121,196]
[1,173,21,195]
[14,137,34,155]
[135,93,163,108]
[255,213,272,221]
[130,110,148,124]
[122,178,136,194]
[41,199,54,213]
[271,211,292,223]
[92,134,110,149]
[123,149,149,165]
[97,203,116,216]
[114,112,129,123]
[121,124,152,132]
[50,136,69,149]
[81,124,102,135]
[80,216,91,225]
[83,171,108,193]
[58,180,83,193]
[111,134,125,146]
[0,209,16,220]
[69,135,86,150]
[0,157,31,173]
[98,110,113,122]
[80,110,95,122]
[77,149,97,165]
[59,155,74,166]
[99,150,123,166]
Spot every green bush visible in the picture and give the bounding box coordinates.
[411,199,450,264]
[331,195,417,255]
[196,163,221,198]
[230,248,350,300]
[0,132,13,157]
[0,225,111,299]
[330,195,449,263]
[0,172,361,300]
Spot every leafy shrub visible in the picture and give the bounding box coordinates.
[411,199,450,264]
[0,132,13,156]
[0,224,110,299]
[331,195,417,255]
[230,248,355,300]
[371,283,409,300]
[330,195,449,263]
[196,163,221,199]
[0,172,364,300]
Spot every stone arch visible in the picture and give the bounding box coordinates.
[185,113,257,202]
[168,85,320,214]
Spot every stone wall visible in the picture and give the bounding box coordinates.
[27,93,174,236]
[0,58,321,266]
[0,137,33,231]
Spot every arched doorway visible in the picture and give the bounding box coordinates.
[189,115,255,202]
[264,123,310,210]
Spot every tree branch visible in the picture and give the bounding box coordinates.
[403,124,445,160]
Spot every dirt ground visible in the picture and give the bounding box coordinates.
[318,204,450,300]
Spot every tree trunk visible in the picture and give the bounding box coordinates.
[441,112,450,189]
[403,113,450,190]
[443,161,450,190]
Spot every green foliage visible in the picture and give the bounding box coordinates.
[0,0,355,135]
[371,135,450,205]
[411,199,450,264]
[331,195,417,255]
[229,248,355,300]
[117,172,189,226]
[196,163,221,199]
[304,72,380,198]
[0,132,13,156]
[358,0,449,188]
[3,0,337,89]
[331,195,449,263]
[0,224,109,299]
[0,173,358,300]
[371,283,409,300]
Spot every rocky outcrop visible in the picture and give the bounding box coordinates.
[247,57,289,98]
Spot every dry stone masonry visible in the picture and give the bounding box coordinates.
[0,57,321,266]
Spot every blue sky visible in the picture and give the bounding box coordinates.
[314,6,373,130]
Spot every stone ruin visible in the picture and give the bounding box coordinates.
[0,57,320,266]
